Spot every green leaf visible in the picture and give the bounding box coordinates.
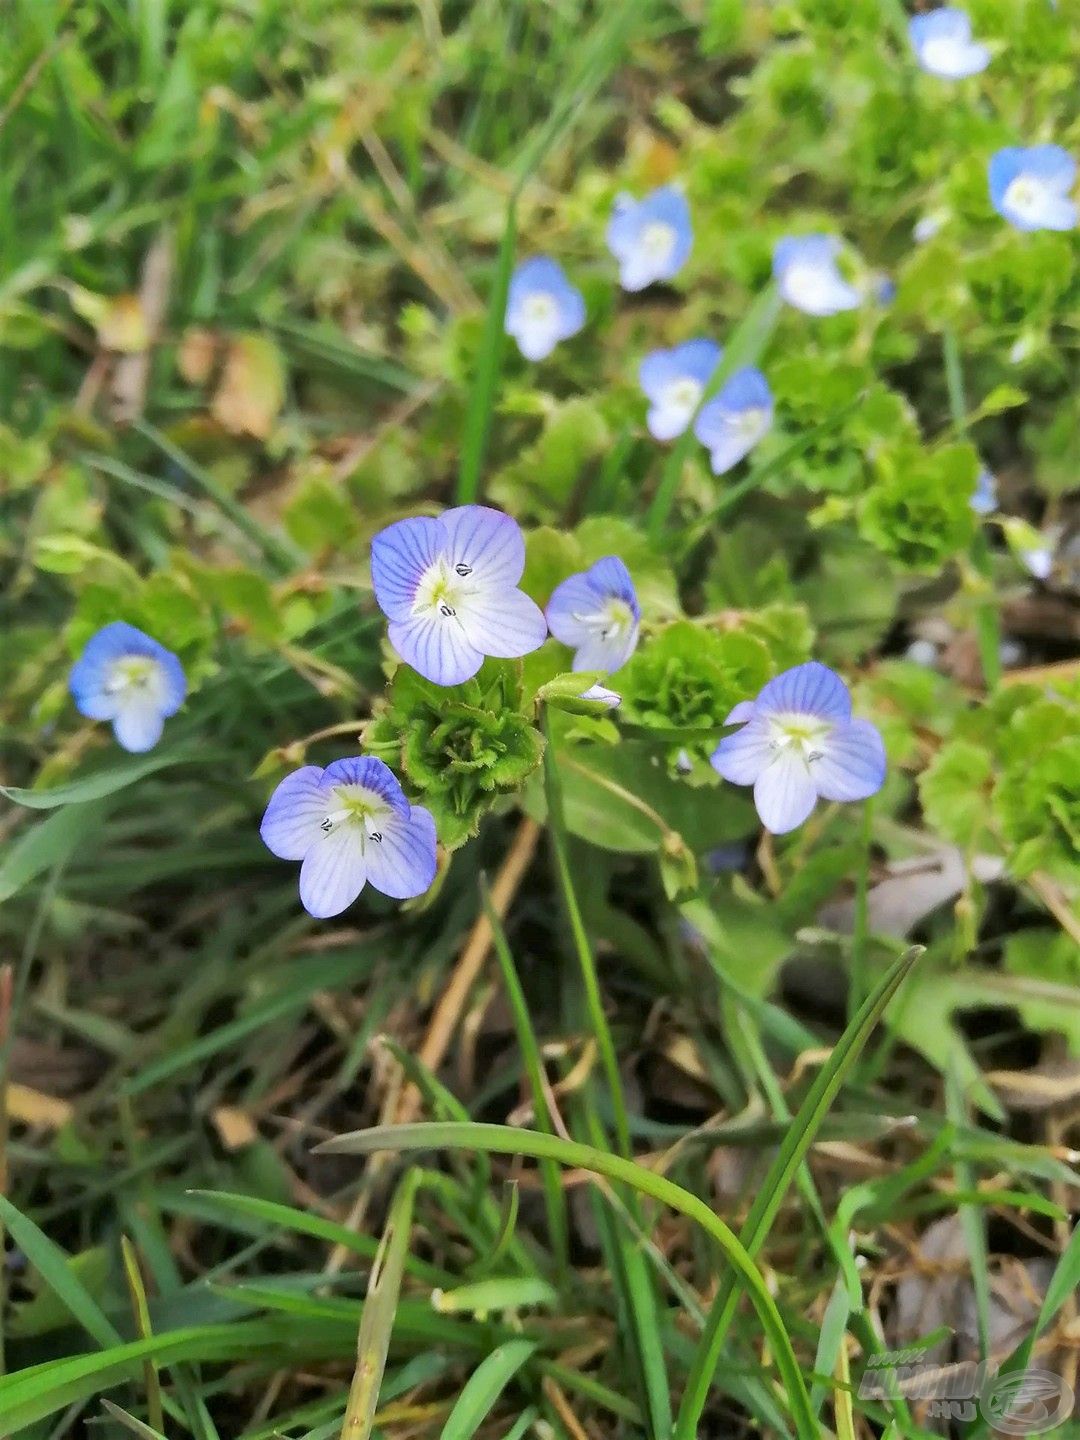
[0,1195,121,1350]
[0,801,108,902]
[1,752,204,809]
[440,1340,537,1440]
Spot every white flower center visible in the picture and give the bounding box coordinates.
[319,784,393,846]
[640,221,676,265]
[663,377,703,417]
[413,556,476,621]
[736,406,770,442]
[767,713,833,766]
[783,260,839,312]
[104,655,164,702]
[522,293,556,326]
[921,36,967,70]
[1003,175,1045,220]
[577,596,635,644]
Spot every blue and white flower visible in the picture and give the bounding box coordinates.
[546,556,640,674]
[773,235,862,316]
[505,258,586,361]
[69,621,186,753]
[971,468,998,515]
[989,146,1077,232]
[692,367,773,475]
[909,8,990,78]
[371,505,547,687]
[261,757,436,919]
[711,661,886,835]
[639,340,722,441]
[607,186,692,292]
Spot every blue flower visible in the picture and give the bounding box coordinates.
[69,621,186,753]
[371,505,547,686]
[607,186,692,292]
[505,258,586,360]
[639,340,722,440]
[773,235,862,316]
[989,146,1077,232]
[261,756,437,919]
[545,556,640,673]
[711,661,886,835]
[909,8,990,78]
[692,366,773,475]
[971,467,998,515]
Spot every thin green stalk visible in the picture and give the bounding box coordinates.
[848,797,874,1024]
[542,711,631,1159]
[942,328,1000,690]
[318,1122,821,1440]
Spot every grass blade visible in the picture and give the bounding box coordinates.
[440,1338,537,1440]
[317,1121,820,1439]
[673,946,921,1440]
[0,1194,121,1349]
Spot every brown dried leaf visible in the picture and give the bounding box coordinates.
[212,333,286,439]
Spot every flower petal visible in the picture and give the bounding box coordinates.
[388,614,484,686]
[440,505,526,591]
[370,516,447,621]
[299,826,367,919]
[112,699,166,753]
[323,756,410,819]
[812,718,887,803]
[545,572,603,647]
[456,586,548,659]
[572,622,640,674]
[364,805,438,899]
[753,748,819,834]
[260,766,332,860]
[711,717,773,785]
[69,622,186,720]
[756,661,852,723]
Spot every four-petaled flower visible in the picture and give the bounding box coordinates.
[639,339,722,440]
[693,366,773,475]
[989,146,1077,232]
[69,622,186,753]
[260,757,437,918]
[607,186,693,292]
[505,258,586,360]
[711,661,886,835]
[371,505,547,687]
[909,8,990,78]
[773,235,862,316]
[546,557,641,674]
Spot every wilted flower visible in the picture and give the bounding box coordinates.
[607,186,692,291]
[971,468,998,515]
[693,366,773,475]
[639,339,722,440]
[773,235,862,316]
[504,258,585,360]
[261,757,436,918]
[711,661,886,834]
[989,146,1077,232]
[69,622,186,753]
[546,556,640,673]
[909,8,990,78]
[371,505,547,686]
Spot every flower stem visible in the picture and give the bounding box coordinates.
[542,709,632,1159]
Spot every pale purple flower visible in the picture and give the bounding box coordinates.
[69,622,186,753]
[607,186,692,292]
[692,367,773,475]
[639,340,722,441]
[371,505,547,687]
[971,468,998,515]
[546,556,640,674]
[989,147,1077,232]
[711,661,886,835]
[909,8,990,78]
[580,683,622,708]
[260,757,436,919]
[773,235,861,316]
[505,258,585,361]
